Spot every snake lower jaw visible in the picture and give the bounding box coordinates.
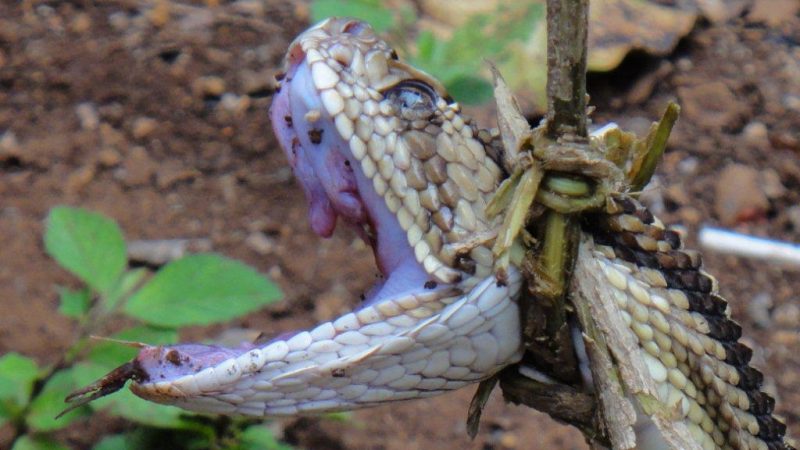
[126,269,524,416]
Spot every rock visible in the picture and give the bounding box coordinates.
[69,12,92,33]
[220,93,251,115]
[742,121,769,148]
[239,68,275,96]
[500,432,519,449]
[147,1,171,27]
[131,116,157,139]
[675,57,693,72]
[128,238,212,265]
[119,146,156,187]
[748,293,773,329]
[193,76,226,97]
[75,102,99,130]
[787,206,800,231]
[218,174,237,203]
[784,94,800,113]
[759,169,786,199]
[0,131,21,161]
[313,283,353,323]
[772,131,799,151]
[156,160,199,189]
[626,61,673,104]
[245,231,276,256]
[773,303,800,329]
[65,164,97,195]
[676,156,699,176]
[213,328,262,348]
[177,8,213,34]
[96,148,122,167]
[232,0,265,16]
[696,0,748,23]
[748,0,800,26]
[99,123,128,149]
[267,265,283,280]
[678,81,745,130]
[108,12,129,31]
[677,206,703,226]
[98,102,126,123]
[665,183,691,206]
[713,163,769,225]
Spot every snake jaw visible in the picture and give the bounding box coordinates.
[70,17,523,421]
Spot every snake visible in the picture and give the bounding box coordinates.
[71,18,792,450]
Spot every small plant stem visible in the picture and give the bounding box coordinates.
[630,102,680,190]
[545,0,589,138]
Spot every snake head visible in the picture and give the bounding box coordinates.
[268,18,496,284]
[269,18,452,242]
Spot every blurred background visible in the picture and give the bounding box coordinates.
[0,0,798,449]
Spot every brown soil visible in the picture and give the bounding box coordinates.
[0,1,797,449]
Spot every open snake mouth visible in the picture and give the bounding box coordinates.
[62,18,522,419]
[95,19,450,404]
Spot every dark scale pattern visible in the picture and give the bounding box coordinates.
[585,195,794,450]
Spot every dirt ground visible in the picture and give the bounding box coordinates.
[0,1,798,449]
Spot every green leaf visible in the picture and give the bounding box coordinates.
[58,287,92,318]
[415,31,436,64]
[92,435,137,450]
[0,353,39,406]
[102,267,149,311]
[238,425,294,450]
[322,411,352,422]
[11,435,70,450]
[27,368,88,431]
[446,75,494,105]
[44,206,127,296]
[310,0,394,32]
[124,253,282,327]
[408,2,545,106]
[0,353,39,424]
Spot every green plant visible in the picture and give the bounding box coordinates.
[0,206,290,450]
[310,0,544,105]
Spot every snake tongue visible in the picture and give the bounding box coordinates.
[308,188,337,237]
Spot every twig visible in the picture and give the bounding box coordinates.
[545,0,589,138]
[127,238,212,267]
[699,226,800,268]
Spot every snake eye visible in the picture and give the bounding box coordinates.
[384,80,437,120]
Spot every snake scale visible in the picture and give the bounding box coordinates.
[79,18,792,450]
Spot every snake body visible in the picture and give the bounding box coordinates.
[124,19,792,450]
